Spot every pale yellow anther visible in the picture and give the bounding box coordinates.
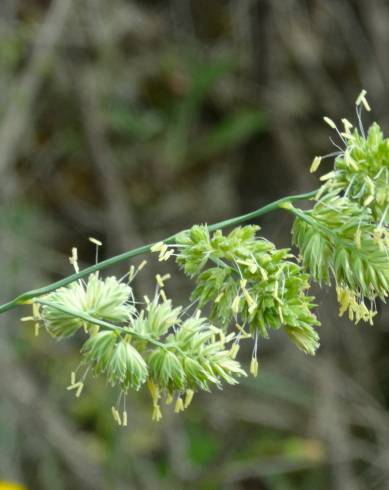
[155,274,164,288]
[225,332,236,343]
[21,316,34,322]
[348,308,354,322]
[195,309,202,319]
[250,358,259,377]
[88,237,102,246]
[148,379,160,405]
[259,267,268,281]
[111,407,122,425]
[278,306,284,323]
[122,411,128,427]
[243,288,255,307]
[184,390,194,409]
[69,247,79,273]
[248,302,257,315]
[366,177,375,194]
[272,280,279,299]
[320,171,336,182]
[340,132,353,140]
[356,89,371,111]
[155,273,171,286]
[111,406,117,421]
[214,292,224,303]
[236,259,249,266]
[336,286,376,324]
[237,259,258,274]
[32,303,40,318]
[323,116,337,129]
[364,195,374,206]
[128,265,135,281]
[161,249,174,261]
[160,289,168,302]
[310,156,322,173]
[76,382,84,398]
[341,118,353,133]
[240,279,247,289]
[67,381,83,397]
[165,393,174,405]
[235,323,251,338]
[229,343,240,359]
[143,294,150,305]
[152,404,162,422]
[138,260,148,271]
[240,279,255,306]
[248,262,258,274]
[231,295,241,314]
[151,241,165,253]
[71,371,76,385]
[174,397,184,413]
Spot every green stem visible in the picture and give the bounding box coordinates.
[0,189,318,314]
[37,299,167,349]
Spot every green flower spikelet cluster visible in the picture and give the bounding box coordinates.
[292,194,389,323]
[294,90,389,323]
[36,271,245,422]
[41,273,134,337]
[175,225,320,356]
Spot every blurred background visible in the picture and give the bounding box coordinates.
[1,1,389,489]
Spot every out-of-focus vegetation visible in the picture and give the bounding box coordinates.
[1,1,389,489]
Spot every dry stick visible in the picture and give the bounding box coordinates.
[0,189,317,314]
[0,0,74,179]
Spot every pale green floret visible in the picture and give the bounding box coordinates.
[131,297,182,338]
[148,349,186,391]
[81,330,117,374]
[285,325,320,356]
[41,273,134,338]
[107,340,148,391]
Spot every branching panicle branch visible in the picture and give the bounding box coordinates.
[5,91,389,423]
